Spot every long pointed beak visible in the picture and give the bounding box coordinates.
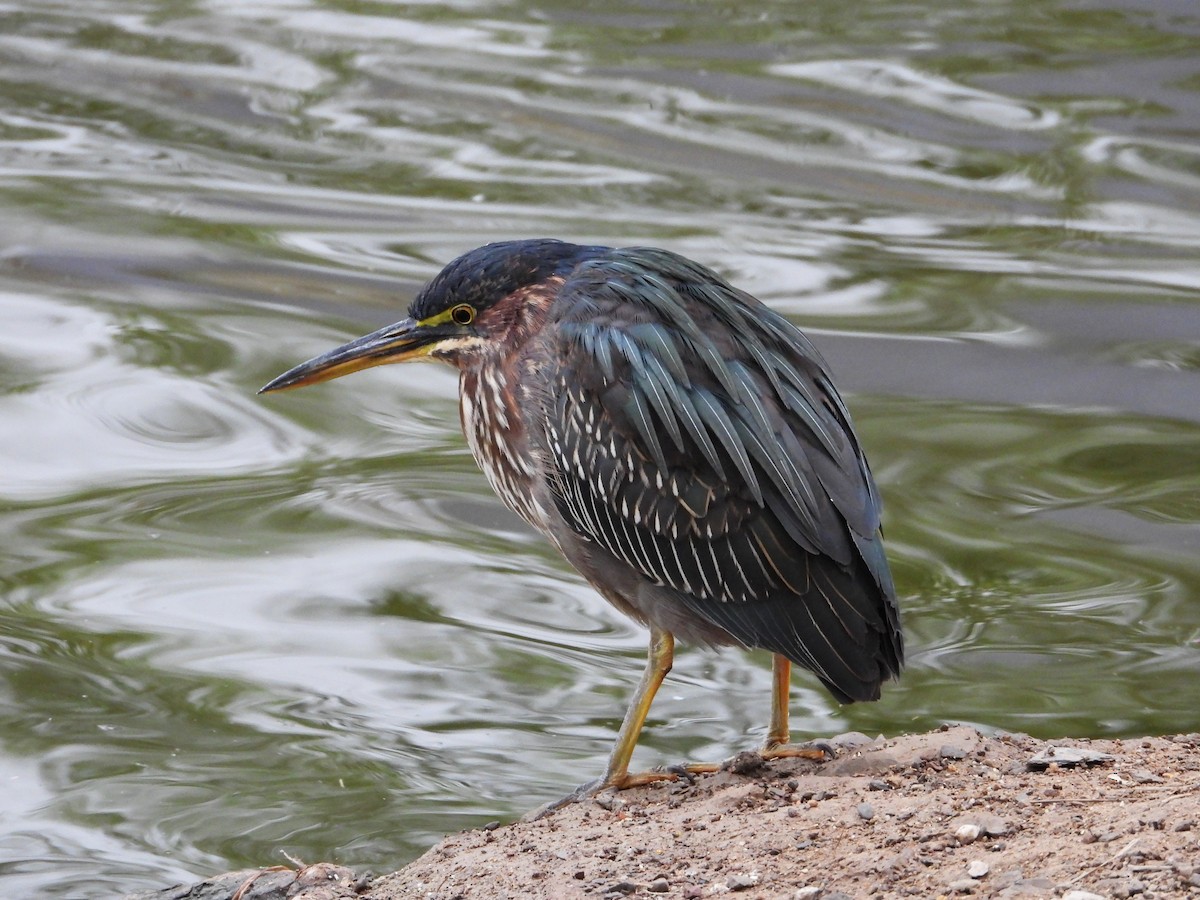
[258,318,439,394]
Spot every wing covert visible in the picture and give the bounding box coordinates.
[540,250,881,555]
[525,247,900,698]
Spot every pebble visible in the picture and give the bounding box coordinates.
[646,878,669,893]
[1113,879,1145,898]
[856,802,875,821]
[606,881,637,896]
[828,730,873,749]
[967,860,989,879]
[794,888,821,899]
[940,745,967,760]
[1001,876,1055,894]
[1139,813,1165,830]
[726,751,766,775]
[594,792,625,812]
[981,815,1012,836]
[727,872,760,891]
[1063,892,1106,900]
[1130,768,1163,783]
[991,868,1023,890]
[955,824,981,844]
[1026,746,1114,769]
[947,877,978,893]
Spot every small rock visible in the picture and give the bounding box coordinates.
[727,872,760,891]
[867,779,890,791]
[482,820,500,831]
[1096,877,1146,898]
[594,792,625,812]
[1063,892,1106,900]
[980,815,1012,836]
[828,731,874,749]
[955,824,981,844]
[607,882,638,896]
[829,752,898,776]
[991,868,1023,890]
[1130,768,1163,784]
[948,877,978,893]
[940,745,967,760]
[794,889,822,899]
[857,802,875,821]
[1027,746,1114,770]
[997,876,1056,896]
[683,888,704,900]
[647,878,669,893]
[1191,872,1200,889]
[1174,819,1194,832]
[726,751,766,775]
[967,860,989,879]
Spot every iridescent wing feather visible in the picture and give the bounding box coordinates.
[537,248,902,702]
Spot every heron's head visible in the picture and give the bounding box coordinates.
[259,239,600,393]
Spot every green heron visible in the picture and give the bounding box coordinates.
[261,239,902,792]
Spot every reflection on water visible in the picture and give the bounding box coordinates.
[2,1,1200,896]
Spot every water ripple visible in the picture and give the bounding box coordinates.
[3,1,1200,896]
[0,295,313,501]
[773,60,1061,130]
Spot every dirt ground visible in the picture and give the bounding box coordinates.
[132,726,1200,900]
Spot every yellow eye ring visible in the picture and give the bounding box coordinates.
[450,304,476,326]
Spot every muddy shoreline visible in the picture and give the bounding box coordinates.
[127,726,1200,899]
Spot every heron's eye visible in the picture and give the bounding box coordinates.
[450,304,476,326]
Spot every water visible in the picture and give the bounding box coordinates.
[2,1,1199,896]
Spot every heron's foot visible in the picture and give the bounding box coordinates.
[598,760,725,791]
[612,766,694,788]
[761,739,836,762]
[525,763,719,821]
[521,779,602,821]
[670,760,721,779]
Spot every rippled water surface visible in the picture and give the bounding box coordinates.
[3,1,1200,896]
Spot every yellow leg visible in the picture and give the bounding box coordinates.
[767,653,791,748]
[762,652,832,762]
[602,627,675,789]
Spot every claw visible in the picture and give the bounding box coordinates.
[664,763,696,784]
[762,739,836,761]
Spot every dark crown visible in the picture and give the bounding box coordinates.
[408,239,605,322]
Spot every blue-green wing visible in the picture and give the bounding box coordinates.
[535,248,902,701]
